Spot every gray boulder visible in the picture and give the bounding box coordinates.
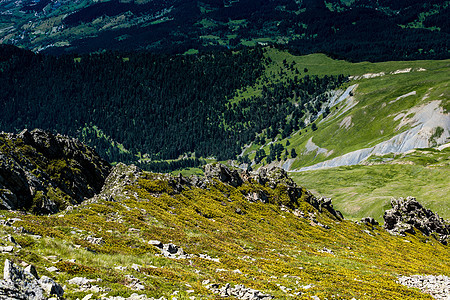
[0,259,64,299]
[39,276,64,298]
[1,259,45,300]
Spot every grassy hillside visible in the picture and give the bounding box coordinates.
[0,164,449,299]
[244,49,450,171]
[290,147,450,222]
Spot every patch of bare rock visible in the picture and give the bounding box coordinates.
[398,275,449,300]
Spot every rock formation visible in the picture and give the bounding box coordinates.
[100,162,343,221]
[0,259,63,299]
[383,196,450,244]
[0,129,111,214]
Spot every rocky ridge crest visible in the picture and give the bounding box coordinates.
[98,162,343,221]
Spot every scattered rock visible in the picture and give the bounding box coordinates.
[85,235,104,245]
[206,282,273,300]
[101,295,167,300]
[398,275,449,300]
[67,276,104,293]
[198,254,220,262]
[151,242,193,259]
[68,277,96,286]
[318,247,334,255]
[383,197,450,244]
[124,275,145,291]
[0,246,14,253]
[148,240,163,248]
[45,266,59,273]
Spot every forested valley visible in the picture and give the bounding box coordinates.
[0,45,346,169]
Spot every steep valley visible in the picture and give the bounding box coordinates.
[0,13,449,298]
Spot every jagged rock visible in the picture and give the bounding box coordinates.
[306,196,344,221]
[360,217,379,226]
[188,175,208,189]
[204,163,243,187]
[0,259,47,300]
[0,129,111,214]
[383,196,450,244]
[23,265,39,280]
[252,166,295,188]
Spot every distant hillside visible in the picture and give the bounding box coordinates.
[1,45,449,172]
[238,49,449,169]
[0,0,448,61]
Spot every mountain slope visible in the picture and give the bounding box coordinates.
[0,160,449,299]
[0,0,448,61]
[1,46,449,174]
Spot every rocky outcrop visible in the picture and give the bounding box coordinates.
[359,217,379,226]
[383,197,450,244]
[204,163,243,187]
[0,259,63,299]
[0,129,111,214]
[204,163,343,219]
